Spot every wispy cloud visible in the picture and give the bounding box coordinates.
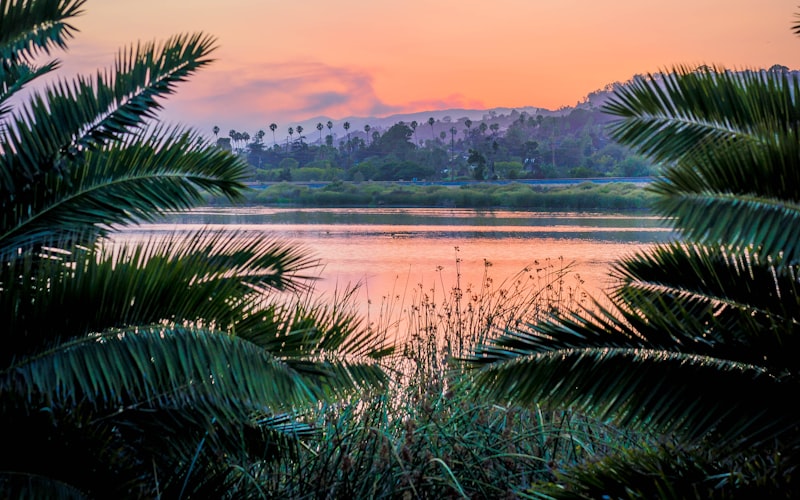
[161,61,401,130]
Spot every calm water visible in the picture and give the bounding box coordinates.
[114,207,673,306]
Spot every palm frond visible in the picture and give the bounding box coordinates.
[0,31,216,187]
[650,191,800,262]
[0,60,58,118]
[610,242,800,367]
[468,342,792,447]
[0,0,84,62]
[2,230,320,347]
[2,325,320,417]
[0,126,249,257]
[604,68,800,207]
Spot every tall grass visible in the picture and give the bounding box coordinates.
[214,181,656,210]
[254,252,649,498]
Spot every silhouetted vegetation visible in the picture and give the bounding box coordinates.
[220,104,657,182]
[7,1,800,498]
[216,180,656,210]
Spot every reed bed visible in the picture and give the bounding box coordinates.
[213,180,656,210]
[257,252,649,498]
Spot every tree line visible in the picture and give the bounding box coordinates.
[215,103,656,183]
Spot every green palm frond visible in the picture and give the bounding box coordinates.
[611,242,800,363]
[3,230,320,345]
[469,341,791,447]
[2,232,390,398]
[236,288,392,395]
[650,191,800,262]
[0,60,58,118]
[0,32,217,182]
[604,68,800,165]
[0,0,84,62]
[604,68,800,206]
[466,239,800,446]
[0,126,249,257]
[2,325,318,417]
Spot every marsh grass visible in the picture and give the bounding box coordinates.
[211,180,656,210]
[260,252,647,498]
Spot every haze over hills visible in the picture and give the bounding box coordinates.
[267,106,575,145]
[234,66,798,144]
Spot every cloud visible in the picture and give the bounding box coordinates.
[160,60,402,131]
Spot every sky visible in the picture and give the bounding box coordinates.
[54,0,800,136]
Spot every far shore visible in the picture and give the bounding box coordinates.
[206,178,657,211]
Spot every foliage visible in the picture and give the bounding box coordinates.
[234,180,656,210]
[226,106,659,182]
[464,19,800,498]
[0,2,388,497]
[244,253,647,498]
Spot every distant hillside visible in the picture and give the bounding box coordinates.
[294,106,557,140]
[286,65,798,141]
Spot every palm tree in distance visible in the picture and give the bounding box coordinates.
[465,11,800,497]
[364,124,371,145]
[287,126,294,149]
[269,122,277,145]
[295,125,303,144]
[428,116,435,140]
[212,125,219,138]
[343,121,351,164]
[316,122,323,143]
[410,120,418,145]
[0,4,390,496]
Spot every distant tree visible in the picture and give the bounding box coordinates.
[439,130,447,144]
[410,120,418,144]
[269,123,277,145]
[343,121,351,163]
[212,125,219,137]
[288,127,294,148]
[372,123,415,158]
[463,118,472,143]
[468,149,487,180]
[428,117,436,139]
[479,122,488,136]
[364,124,371,145]
[316,122,324,143]
[768,64,790,73]
[489,123,500,137]
[327,120,333,136]
[449,126,457,158]
[296,125,304,144]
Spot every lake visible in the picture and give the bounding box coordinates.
[114,207,673,314]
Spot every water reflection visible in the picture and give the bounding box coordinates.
[116,207,673,304]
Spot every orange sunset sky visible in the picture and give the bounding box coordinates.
[59,0,800,135]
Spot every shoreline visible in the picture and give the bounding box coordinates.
[206,179,657,211]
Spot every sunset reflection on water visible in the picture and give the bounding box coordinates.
[114,207,673,310]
